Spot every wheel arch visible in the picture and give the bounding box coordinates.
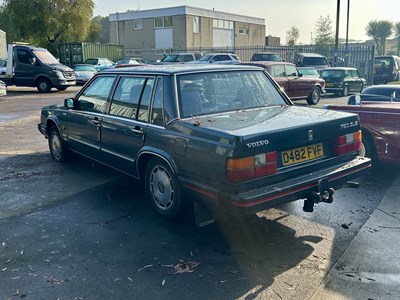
[45,117,62,136]
[361,127,377,157]
[136,148,178,180]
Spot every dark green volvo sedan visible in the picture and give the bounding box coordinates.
[38,65,371,219]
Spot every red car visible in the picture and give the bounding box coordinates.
[323,101,400,165]
[241,61,325,105]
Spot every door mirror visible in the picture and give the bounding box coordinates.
[64,98,74,109]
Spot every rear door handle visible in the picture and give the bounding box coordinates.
[90,117,101,127]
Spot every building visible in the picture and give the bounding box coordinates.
[109,6,265,57]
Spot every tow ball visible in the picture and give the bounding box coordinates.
[303,188,335,212]
[303,180,360,212]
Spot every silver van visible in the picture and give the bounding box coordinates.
[294,53,329,71]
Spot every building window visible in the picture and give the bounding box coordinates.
[213,19,233,29]
[193,16,200,33]
[239,28,249,35]
[134,19,142,30]
[155,16,173,28]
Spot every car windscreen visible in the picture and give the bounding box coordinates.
[177,70,286,118]
[161,55,179,62]
[33,50,60,64]
[303,57,328,66]
[362,87,399,96]
[321,70,344,78]
[74,65,97,71]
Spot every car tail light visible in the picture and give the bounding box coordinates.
[333,131,362,156]
[226,152,277,183]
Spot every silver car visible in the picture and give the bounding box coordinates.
[73,64,97,85]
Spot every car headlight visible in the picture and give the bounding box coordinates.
[52,70,64,78]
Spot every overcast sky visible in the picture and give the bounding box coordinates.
[93,0,399,43]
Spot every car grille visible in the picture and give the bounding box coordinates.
[63,71,75,80]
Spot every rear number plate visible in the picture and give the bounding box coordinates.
[281,143,324,166]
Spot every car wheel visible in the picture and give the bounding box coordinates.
[145,157,184,219]
[306,86,321,105]
[37,78,52,93]
[359,133,375,160]
[342,85,349,97]
[48,126,69,162]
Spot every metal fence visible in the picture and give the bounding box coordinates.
[125,44,375,84]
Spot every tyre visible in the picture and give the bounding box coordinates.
[306,86,321,105]
[342,85,349,97]
[359,133,375,160]
[48,126,69,162]
[37,78,52,93]
[145,157,184,219]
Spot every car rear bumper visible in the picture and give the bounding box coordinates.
[180,156,371,214]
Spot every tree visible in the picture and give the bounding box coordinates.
[366,20,393,55]
[86,16,110,43]
[1,0,94,54]
[286,26,300,46]
[394,22,400,56]
[313,16,334,45]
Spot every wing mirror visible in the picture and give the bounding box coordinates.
[64,98,74,109]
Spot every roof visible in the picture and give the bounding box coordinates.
[109,5,265,25]
[100,64,261,76]
[321,67,358,71]
[295,53,326,58]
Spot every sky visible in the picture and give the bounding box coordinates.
[92,0,399,44]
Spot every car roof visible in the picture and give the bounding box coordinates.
[364,84,400,90]
[296,53,325,57]
[101,64,261,75]
[321,67,357,71]
[241,61,294,67]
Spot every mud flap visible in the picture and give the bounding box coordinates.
[193,202,215,228]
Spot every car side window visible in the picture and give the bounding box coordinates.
[109,76,146,119]
[77,75,116,113]
[151,78,164,126]
[272,65,285,77]
[137,78,155,122]
[285,65,298,77]
[17,49,34,65]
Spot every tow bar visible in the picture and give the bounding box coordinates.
[303,180,360,213]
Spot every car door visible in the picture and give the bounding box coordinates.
[66,75,116,156]
[350,69,363,92]
[100,75,155,176]
[14,48,38,87]
[270,64,289,95]
[285,64,308,98]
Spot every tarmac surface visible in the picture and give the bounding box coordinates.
[310,176,400,300]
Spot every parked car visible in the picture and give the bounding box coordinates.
[38,65,370,219]
[347,84,400,104]
[0,80,6,96]
[297,67,321,78]
[156,53,203,64]
[250,52,282,62]
[294,53,329,71]
[189,53,240,64]
[116,57,146,65]
[373,55,400,84]
[241,61,325,105]
[84,57,115,71]
[323,100,400,165]
[320,67,366,96]
[73,64,97,85]
[0,59,6,75]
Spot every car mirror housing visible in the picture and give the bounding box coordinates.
[64,98,74,109]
